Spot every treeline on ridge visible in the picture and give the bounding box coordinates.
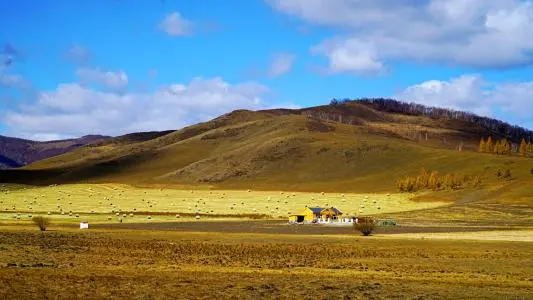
[329,98,533,143]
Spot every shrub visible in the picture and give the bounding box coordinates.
[354,217,376,236]
[496,168,512,179]
[32,216,50,231]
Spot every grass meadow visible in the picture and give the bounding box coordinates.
[0,183,447,224]
[1,183,531,299]
[0,229,531,299]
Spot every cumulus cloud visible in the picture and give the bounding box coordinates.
[2,77,272,140]
[312,38,384,75]
[268,0,533,73]
[159,12,194,36]
[397,74,533,127]
[76,67,129,92]
[268,53,295,77]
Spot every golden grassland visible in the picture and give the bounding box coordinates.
[0,183,448,224]
[0,228,532,299]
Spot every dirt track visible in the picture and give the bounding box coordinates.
[92,220,516,235]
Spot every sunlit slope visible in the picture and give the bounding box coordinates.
[5,106,529,193]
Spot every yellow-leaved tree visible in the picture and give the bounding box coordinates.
[478,138,486,153]
[519,138,527,157]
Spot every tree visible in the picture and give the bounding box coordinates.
[519,139,527,156]
[428,171,441,190]
[478,138,486,153]
[502,139,511,155]
[32,216,50,231]
[486,136,494,153]
[354,217,376,236]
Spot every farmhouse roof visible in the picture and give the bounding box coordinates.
[329,207,342,214]
[308,207,325,213]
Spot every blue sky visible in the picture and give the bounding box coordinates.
[1,0,533,140]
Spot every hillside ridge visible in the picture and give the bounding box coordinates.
[1,99,532,193]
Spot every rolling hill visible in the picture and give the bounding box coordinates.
[1,99,532,195]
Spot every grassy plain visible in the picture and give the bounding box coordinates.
[0,183,447,224]
[0,228,532,299]
[0,181,531,299]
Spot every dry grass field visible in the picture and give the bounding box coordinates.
[1,181,531,299]
[0,183,447,224]
[0,228,532,299]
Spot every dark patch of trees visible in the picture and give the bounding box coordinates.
[329,98,533,143]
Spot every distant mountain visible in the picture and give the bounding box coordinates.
[0,134,111,169]
[3,99,532,193]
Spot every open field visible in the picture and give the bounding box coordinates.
[0,228,532,299]
[0,183,447,224]
[1,182,532,299]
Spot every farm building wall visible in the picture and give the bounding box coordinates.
[300,208,318,221]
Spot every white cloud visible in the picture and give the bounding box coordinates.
[268,0,533,73]
[397,74,533,127]
[2,77,272,140]
[312,39,384,75]
[76,67,129,92]
[159,12,194,36]
[268,53,295,77]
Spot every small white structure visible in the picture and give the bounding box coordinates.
[80,221,89,229]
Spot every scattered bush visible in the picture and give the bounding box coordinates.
[496,168,512,179]
[32,216,50,231]
[353,217,376,236]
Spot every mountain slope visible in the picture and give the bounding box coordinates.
[2,100,532,192]
[0,135,111,169]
